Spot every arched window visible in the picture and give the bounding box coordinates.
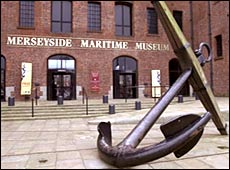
[48,55,75,70]
[113,56,136,72]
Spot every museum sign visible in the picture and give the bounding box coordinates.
[6,35,169,51]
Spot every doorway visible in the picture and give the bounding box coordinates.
[113,72,137,98]
[52,73,73,100]
[169,58,189,96]
[47,55,76,100]
[113,56,137,99]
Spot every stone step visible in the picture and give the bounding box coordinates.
[1,101,155,121]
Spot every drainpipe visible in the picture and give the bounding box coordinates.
[189,1,194,49]
[189,1,194,96]
[208,1,214,91]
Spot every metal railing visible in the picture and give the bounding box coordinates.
[123,84,170,102]
[82,87,89,115]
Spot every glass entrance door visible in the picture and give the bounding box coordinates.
[114,72,137,99]
[52,73,73,100]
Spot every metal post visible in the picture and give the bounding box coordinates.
[86,96,88,115]
[109,104,115,114]
[32,98,34,117]
[135,101,141,110]
[35,88,38,105]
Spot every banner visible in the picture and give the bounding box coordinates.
[21,62,32,95]
[151,70,161,98]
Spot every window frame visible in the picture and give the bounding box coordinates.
[173,10,183,31]
[51,1,72,33]
[115,2,132,37]
[19,1,35,28]
[215,34,223,59]
[147,8,158,34]
[87,2,101,32]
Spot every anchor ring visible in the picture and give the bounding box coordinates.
[195,42,212,66]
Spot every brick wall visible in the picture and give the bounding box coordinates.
[1,1,229,101]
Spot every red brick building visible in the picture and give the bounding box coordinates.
[1,1,229,101]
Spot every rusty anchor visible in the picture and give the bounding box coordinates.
[97,67,211,167]
[97,1,227,168]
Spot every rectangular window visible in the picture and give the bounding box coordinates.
[19,1,34,28]
[88,2,101,32]
[115,3,132,36]
[215,35,223,57]
[173,10,183,31]
[51,1,72,33]
[147,8,158,34]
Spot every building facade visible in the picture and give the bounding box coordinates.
[1,1,229,101]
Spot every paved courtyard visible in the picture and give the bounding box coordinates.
[1,97,229,169]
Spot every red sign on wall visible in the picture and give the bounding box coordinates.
[91,72,100,92]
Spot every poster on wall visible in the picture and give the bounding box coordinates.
[21,62,32,95]
[151,70,161,98]
[91,72,100,92]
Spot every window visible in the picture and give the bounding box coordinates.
[19,1,34,28]
[215,35,223,57]
[147,8,158,34]
[48,55,75,70]
[173,10,183,31]
[51,1,72,33]
[88,2,101,32]
[115,2,132,36]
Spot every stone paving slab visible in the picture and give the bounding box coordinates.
[1,97,229,169]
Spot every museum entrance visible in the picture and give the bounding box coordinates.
[47,55,76,100]
[113,56,138,99]
[51,73,73,100]
[169,58,189,96]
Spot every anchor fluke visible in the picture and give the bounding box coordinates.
[160,114,205,158]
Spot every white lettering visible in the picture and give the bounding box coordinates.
[31,37,37,46]
[95,40,102,48]
[123,42,128,49]
[17,37,23,45]
[7,36,16,45]
[37,38,43,46]
[49,38,55,46]
[23,37,30,46]
[43,38,49,46]
[89,40,95,48]
[135,42,142,50]
[136,42,169,51]
[80,39,89,48]
[66,39,72,47]
[6,36,168,51]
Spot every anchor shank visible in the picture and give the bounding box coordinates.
[118,68,192,148]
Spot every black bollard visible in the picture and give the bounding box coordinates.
[135,101,141,110]
[57,96,63,105]
[103,95,108,104]
[178,95,183,103]
[8,97,15,106]
[109,104,115,114]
